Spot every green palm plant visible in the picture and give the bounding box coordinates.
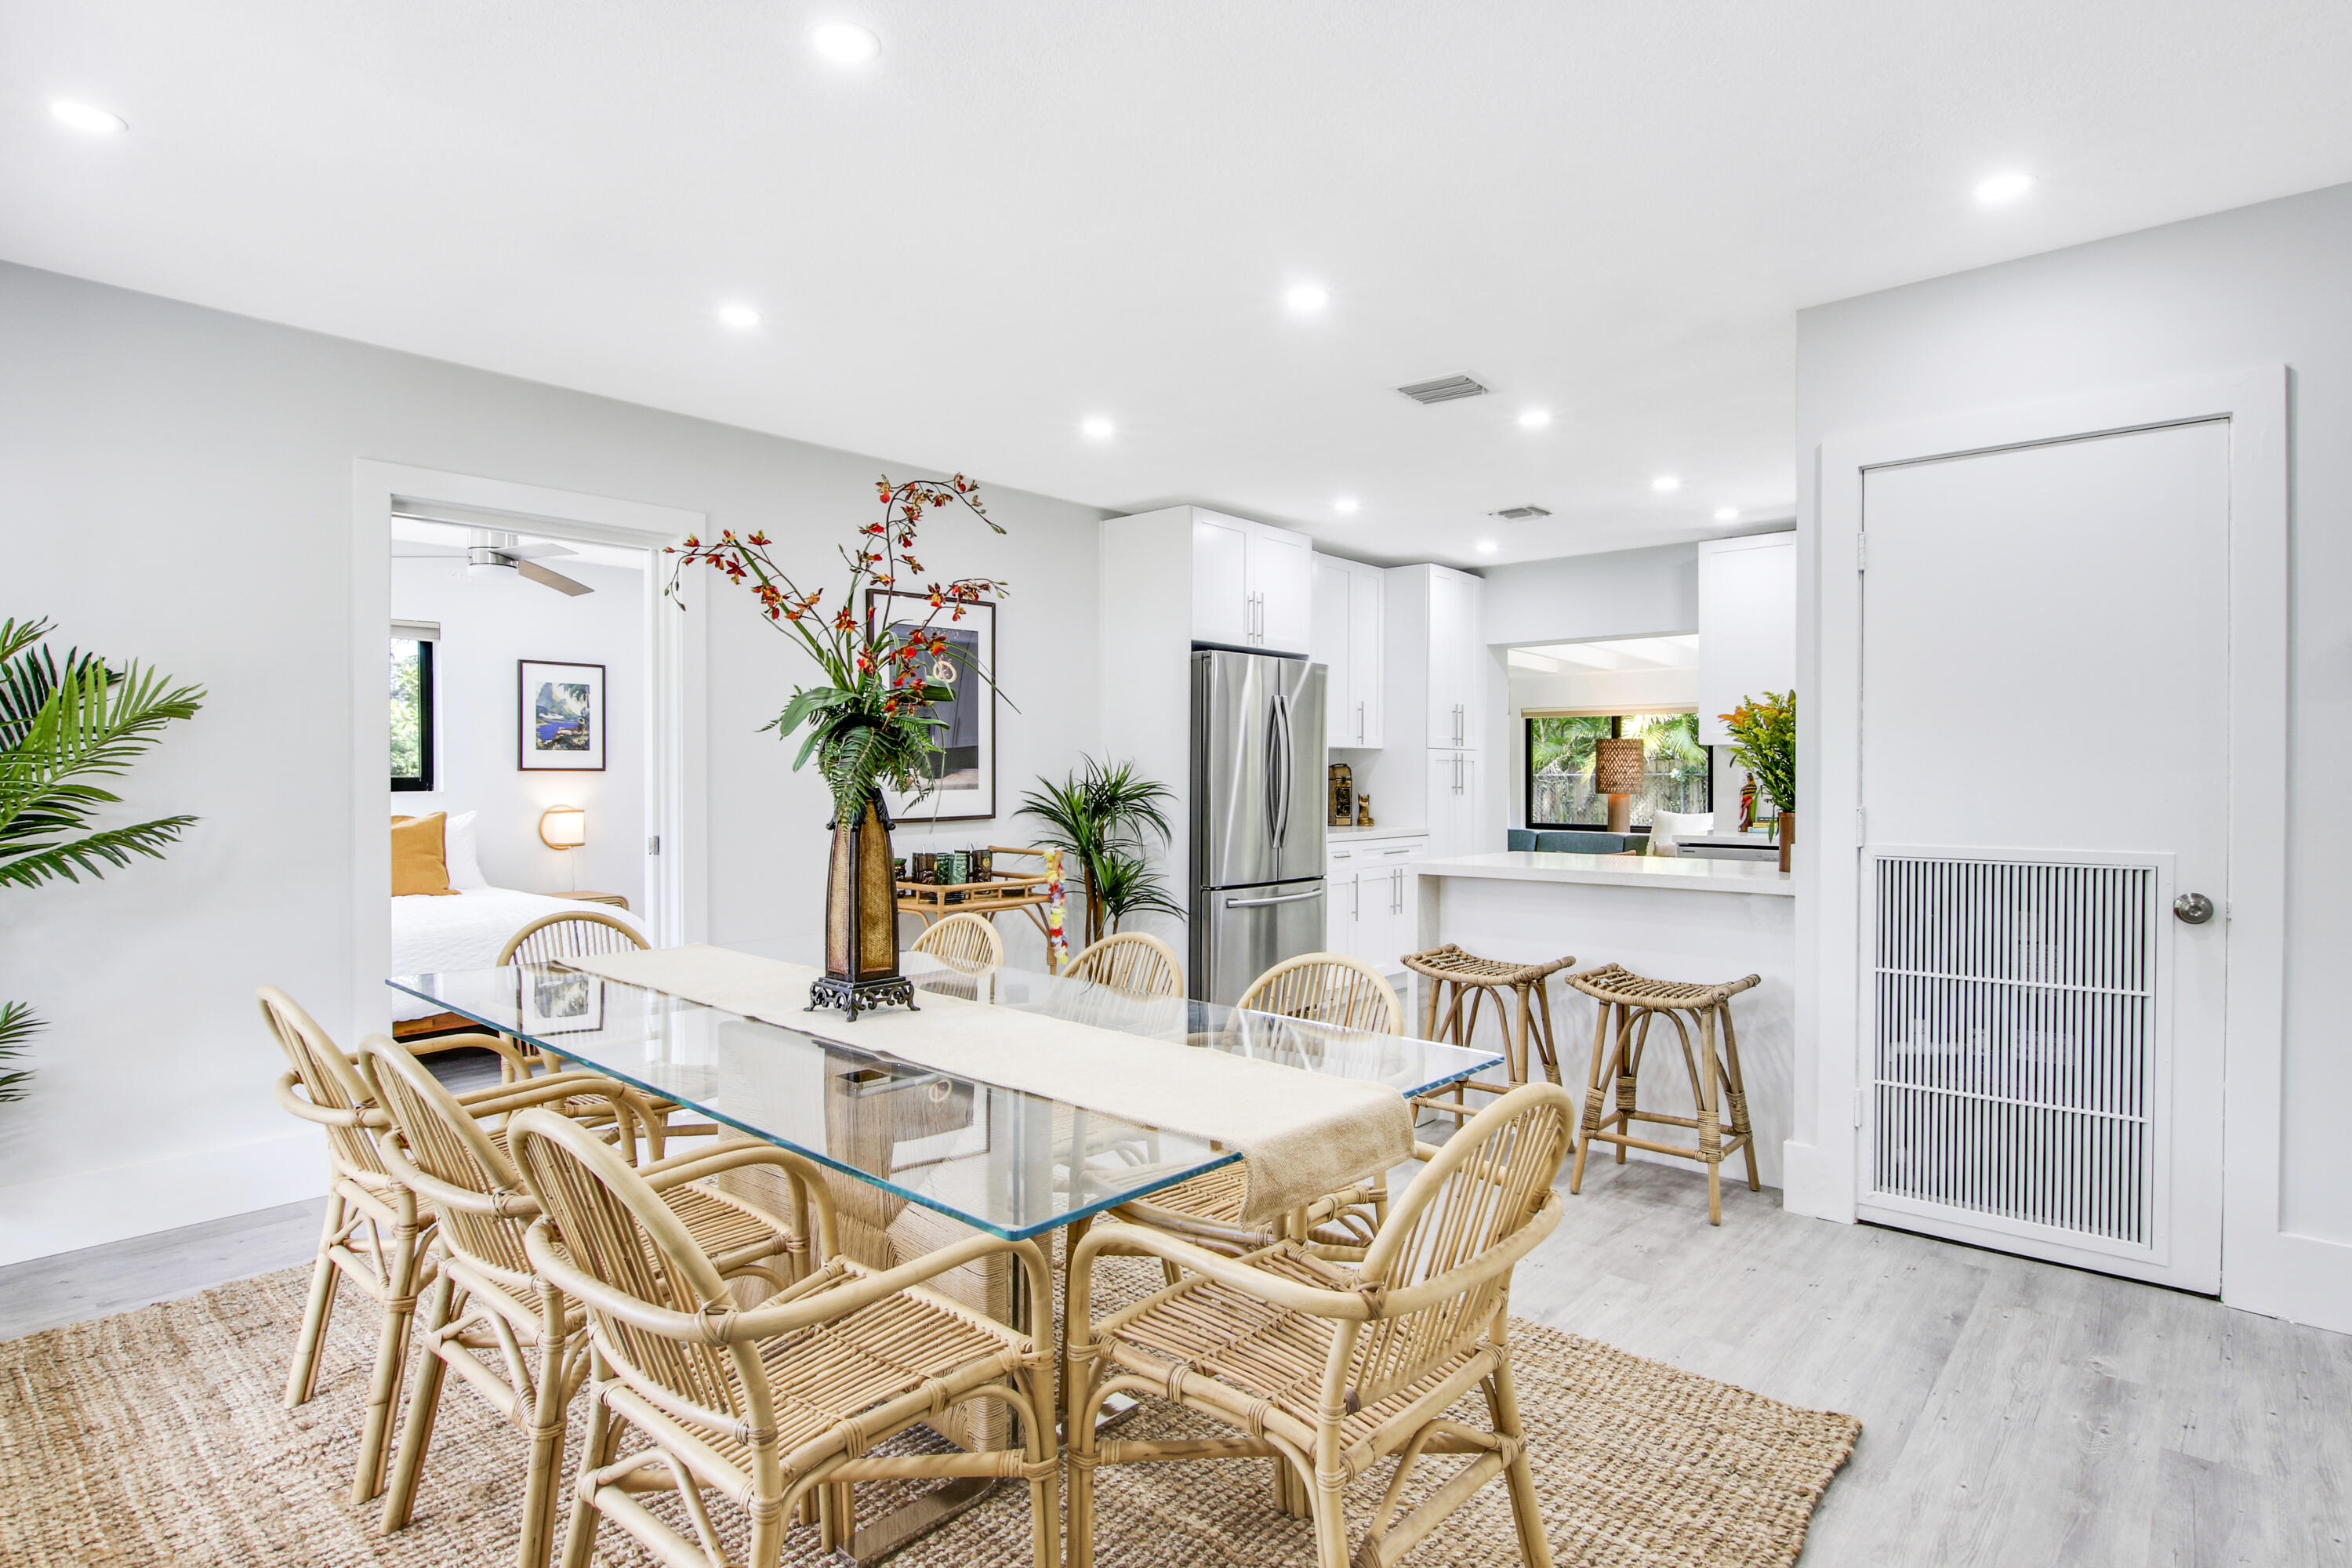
[0,616,205,1102]
[1015,757,1178,946]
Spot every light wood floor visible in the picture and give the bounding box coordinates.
[3,1138,2345,1565]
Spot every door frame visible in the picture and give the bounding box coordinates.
[1799,367,2299,1319]
[350,459,710,1036]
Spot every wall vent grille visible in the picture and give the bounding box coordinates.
[1492,505,1552,520]
[1396,375,1489,405]
[1869,854,2158,1247]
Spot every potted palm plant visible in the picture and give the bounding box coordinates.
[1015,757,1181,949]
[1,617,205,1098]
[669,475,1004,1017]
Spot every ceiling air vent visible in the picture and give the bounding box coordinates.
[1396,374,1489,405]
[1492,505,1552,521]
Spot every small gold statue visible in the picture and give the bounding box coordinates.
[1356,793,1374,828]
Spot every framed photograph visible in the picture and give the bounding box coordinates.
[866,590,996,822]
[518,659,606,771]
[517,967,604,1036]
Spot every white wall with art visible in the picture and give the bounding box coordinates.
[389,553,647,904]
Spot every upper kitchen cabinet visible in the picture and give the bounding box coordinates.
[1188,508,1311,655]
[1311,553,1385,747]
[1385,563,1485,752]
[1696,532,1795,746]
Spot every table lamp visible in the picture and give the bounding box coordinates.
[539,804,586,888]
[1594,738,1645,837]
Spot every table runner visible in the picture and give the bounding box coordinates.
[557,945,1413,1223]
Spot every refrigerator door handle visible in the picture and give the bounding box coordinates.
[1224,888,1326,908]
[1271,691,1294,850]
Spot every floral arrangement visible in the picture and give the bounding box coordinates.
[1719,689,1795,814]
[667,474,1006,822]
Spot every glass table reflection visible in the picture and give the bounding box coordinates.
[387,953,1501,1243]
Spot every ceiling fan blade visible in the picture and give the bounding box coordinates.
[517,559,594,597]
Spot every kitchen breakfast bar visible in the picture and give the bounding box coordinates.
[1412,850,1796,1189]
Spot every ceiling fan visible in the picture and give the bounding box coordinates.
[390,522,594,597]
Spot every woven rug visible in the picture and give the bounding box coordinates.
[0,1264,1857,1566]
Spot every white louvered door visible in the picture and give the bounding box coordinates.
[1858,420,2230,1290]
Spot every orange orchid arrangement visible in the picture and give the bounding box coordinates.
[1718,689,1795,812]
[665,474,1007,819]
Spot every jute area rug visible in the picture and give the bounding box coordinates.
[0,1264,1857,1567]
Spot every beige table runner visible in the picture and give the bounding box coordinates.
[559,945,1411,1224]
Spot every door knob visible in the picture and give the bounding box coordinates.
[2173,892,2216,925]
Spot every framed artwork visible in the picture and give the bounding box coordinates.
[866,590,996,822]
[518,659,606,771]
[517,967,604,1036]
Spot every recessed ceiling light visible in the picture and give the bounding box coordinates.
[1517,409,1552,430]
[1080,416,1116,440]
[1334,497,1360,514]
[716,303,762,329]
[1975,171,2034,205]
[1651,475,1682,493]
[810,22,882,64]
[1475,541,1499,554]
[1714,507,1739,522]
[50,100,127,135]
[1284,283,1329,314]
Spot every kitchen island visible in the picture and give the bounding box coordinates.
[1414,851,1796,1189]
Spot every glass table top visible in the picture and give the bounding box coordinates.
[389,952,1501,1242]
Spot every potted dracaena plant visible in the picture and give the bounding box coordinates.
[1719,689,1796,872]
[668,474,1004,1018]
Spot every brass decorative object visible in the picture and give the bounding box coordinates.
[812,796,916,1021]
[1328,761,1354,827]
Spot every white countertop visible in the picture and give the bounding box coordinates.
[1416,850,1795,897]
[1329,825,1427,840]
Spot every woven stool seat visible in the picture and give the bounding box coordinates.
[1564,964,1762,1225]
[1401,945,1575,1125]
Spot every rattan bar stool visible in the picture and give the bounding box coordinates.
[1401,945,1575,1123]
[1564,964,1762,1224]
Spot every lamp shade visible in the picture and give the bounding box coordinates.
[538,805,587,849]
[1594,737,1646,795]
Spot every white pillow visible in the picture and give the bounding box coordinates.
[1649,810,1717,856]
[442,810,490,890]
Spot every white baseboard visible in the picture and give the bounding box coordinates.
[1779,1138,1857,1223]
[2224,1227,2352,1337]
[0,1128,329,1268]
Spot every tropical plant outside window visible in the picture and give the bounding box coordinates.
[390,638,434,791]
[1526,711,1710,829]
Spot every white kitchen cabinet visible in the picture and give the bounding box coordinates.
[1427,750,1482,859]
[1189,509,1311,655]
[1426,568,1483,750]
[1311,553,1386,747]
[1327,835,1428,974]
[1697,532,1795,746]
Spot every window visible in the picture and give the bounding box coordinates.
[1526,711,1709,831]
[390,637,435,791]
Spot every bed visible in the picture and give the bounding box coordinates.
[390,887,648,1026]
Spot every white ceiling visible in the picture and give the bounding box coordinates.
[8,2,2351,568]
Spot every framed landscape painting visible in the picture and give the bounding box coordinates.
[866,590,996,822]
[518,659,606,771]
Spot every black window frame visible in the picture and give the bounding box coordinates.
[390,637,437,793]
[1523,711,1712,837]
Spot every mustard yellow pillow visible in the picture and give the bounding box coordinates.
[391,812,457,896]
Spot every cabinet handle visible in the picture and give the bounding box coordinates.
[1356,700,1364,741]
[1352,877,1359,919]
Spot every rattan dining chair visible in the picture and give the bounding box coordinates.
[506,1107,1062,1568]
[1066,1081,1575,1568]
[911,910,1005,974]
[1109,952,1404,1257]
[495,909,649,967]
[1064,931,1184,999]
[357,1036,809,1568]
[261,985,594,1503]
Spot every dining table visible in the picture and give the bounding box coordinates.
[387,946,1503,1564]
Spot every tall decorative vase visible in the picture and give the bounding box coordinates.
[1777,809,1795,874]
[810,793,916,1020]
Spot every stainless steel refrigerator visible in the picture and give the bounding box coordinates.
[1189,649,1328,1006]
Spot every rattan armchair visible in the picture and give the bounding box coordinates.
[495,909,648,967]
[911,910,1006,974]
[357,1036,811,1568]
[260,985,604,1503]
[1237,951,1406,1034]
[508,1106,1062,1568]
[1064,931,1183,1000]
[1066,1082,1574,1568]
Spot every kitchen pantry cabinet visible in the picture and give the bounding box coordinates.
[1327,834,1428,975]
[1384,564,1485,753]
[1310,553,1385,747]
[1427,750,1482,860]
[1191,510,1312,655]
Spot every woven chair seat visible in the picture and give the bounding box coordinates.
[1400,945,1576,989]
[1564,962,1760,1009]
[1099,1243,1490,1471]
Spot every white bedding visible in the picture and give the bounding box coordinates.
[390,887,647,1022]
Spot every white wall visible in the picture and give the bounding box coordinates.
[390,557,647,903]
[0,260,1108,1264]
[1795,179,2352,1322]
